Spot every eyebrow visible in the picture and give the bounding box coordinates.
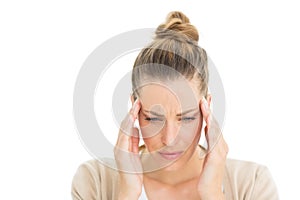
[143,107,199,117]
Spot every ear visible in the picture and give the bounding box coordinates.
[206,94,212,108]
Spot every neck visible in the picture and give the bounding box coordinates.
[143,146,204,186]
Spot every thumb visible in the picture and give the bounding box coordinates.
[131,127,140,154]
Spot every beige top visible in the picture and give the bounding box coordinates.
[71,158,279,200]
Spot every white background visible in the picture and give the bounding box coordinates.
[0,0,299,199]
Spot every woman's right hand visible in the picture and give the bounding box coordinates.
[114,99,143,200]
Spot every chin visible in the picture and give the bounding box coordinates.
[162,160,185,171]
[161,150,193,171]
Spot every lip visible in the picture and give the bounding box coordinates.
[158,151,183,160]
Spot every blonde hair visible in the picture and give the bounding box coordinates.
[132,11,208,100]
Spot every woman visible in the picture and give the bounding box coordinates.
[72,11,279,199]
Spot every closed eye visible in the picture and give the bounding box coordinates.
[181,117,196,121]
[144,117,163,122]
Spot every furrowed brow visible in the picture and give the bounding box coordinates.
[143,110,164,117]
[176,107,198,116]
[143,107,198,117]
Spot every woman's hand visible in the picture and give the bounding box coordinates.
[197,98,229,200]
[114,99,143,200]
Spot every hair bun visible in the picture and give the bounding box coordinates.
[166,11,190,24]
[155,11,199,42]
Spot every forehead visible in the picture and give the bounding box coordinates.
[138,79,201,112]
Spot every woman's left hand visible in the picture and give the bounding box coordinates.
[197,98,229,200]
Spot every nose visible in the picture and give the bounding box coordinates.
[161,120,179,146]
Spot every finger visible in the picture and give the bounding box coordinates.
[200,98,223,152]
[204,125,211,150]
[114,132,142,173]
[131,127,140,154]
[200,97,211,128]
[219,134,229,155]
[209,134,229,161]
[115,129,131,151]
[129,98,141,121]
[204,124,222,151]
[114,99,143,173]
[116,99,141,149]
[205,126,228,156]
[119,99,141,137]
[200,97,212,148]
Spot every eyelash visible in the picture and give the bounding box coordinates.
[144,117,196,122]
[144,117,162,122]
[180,117,196,121]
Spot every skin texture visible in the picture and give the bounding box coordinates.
[115,79,228,200]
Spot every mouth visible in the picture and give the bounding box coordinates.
[158,151,183,160]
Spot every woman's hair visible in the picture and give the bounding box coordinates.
[131,11,208,100]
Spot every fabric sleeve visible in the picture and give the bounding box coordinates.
[71,162,101,200]
[250,166,279,200]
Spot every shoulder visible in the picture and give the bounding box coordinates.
[71,159,120,200]
[226,158,267,179]
[225,159,279,200]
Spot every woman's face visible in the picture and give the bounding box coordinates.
[136,78,204,171]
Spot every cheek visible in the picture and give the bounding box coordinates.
[142,137,154,147]
[138,114,165,138]
[177,118,203,143]
[141,134,163,152]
